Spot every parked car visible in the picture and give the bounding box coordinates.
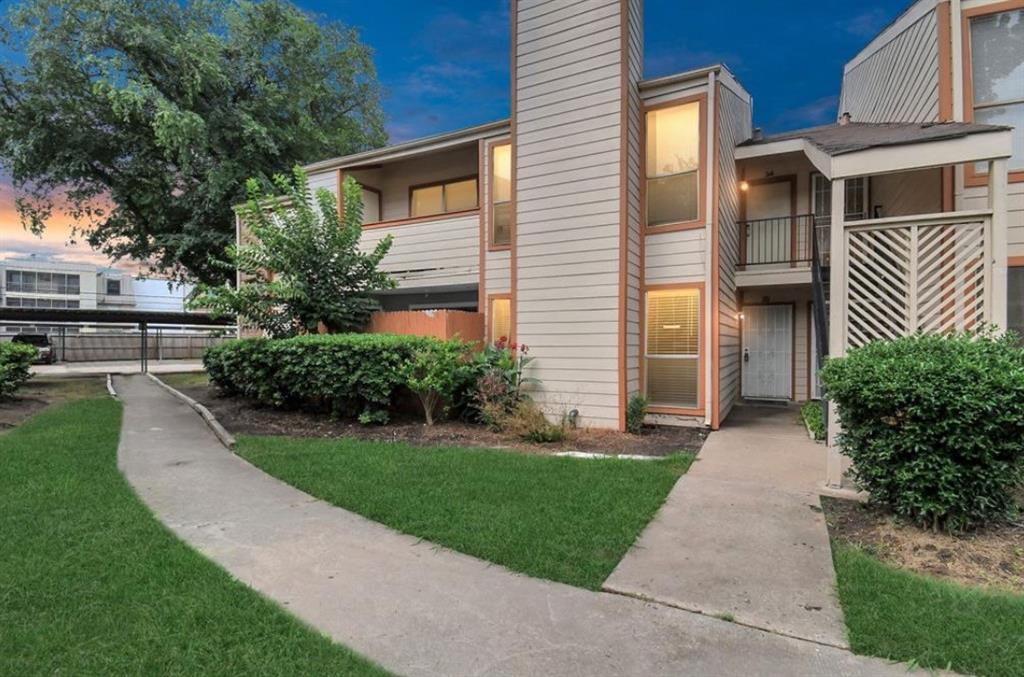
[11,334,56,364]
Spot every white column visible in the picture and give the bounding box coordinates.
[989,158,1008,329]
[826,177,847,488]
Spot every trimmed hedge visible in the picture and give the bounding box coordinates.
[822,332,1024,532]
[0,341,36,399]
[203,333,443,423]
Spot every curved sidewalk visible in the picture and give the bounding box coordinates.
[115,375,906,676]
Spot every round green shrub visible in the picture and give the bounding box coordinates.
[821,332,1024,532]
[202,333,441,423]
[0,341,36,399]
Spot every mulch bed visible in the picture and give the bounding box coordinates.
[823,496,1024,594]
[176,383,708,457]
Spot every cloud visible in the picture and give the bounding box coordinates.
[382,5,511,142]
[840,8,891,39]
[771,95,839,129]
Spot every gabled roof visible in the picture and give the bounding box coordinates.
[738,121,1011,157]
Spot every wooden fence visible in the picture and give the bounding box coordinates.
[367,310,484,344]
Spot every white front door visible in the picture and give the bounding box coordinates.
[742,305,793,400]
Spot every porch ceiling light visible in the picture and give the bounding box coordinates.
[739,180,749,192]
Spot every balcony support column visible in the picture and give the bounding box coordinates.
[989,158,1008,329]
[826,178,846,489]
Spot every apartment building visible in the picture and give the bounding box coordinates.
[263,0,1017,468]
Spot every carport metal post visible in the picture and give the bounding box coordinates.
[139,321,149,373]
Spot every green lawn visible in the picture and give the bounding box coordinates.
[0,398,386,676]
[237,435,692,590]
[834,543,1024,677]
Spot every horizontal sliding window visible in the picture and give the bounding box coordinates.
[645,288,700,409]
[491,143,512,247]
[969,9,1024,171]
[411,177,479,218]
[646,102,701,227]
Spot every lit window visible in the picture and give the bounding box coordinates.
[645,288,700,408]
[969,9,1024,171]
[490,297,511,344]
[411,177,479,217]
[646,102,701,227]
[491,144,512,246]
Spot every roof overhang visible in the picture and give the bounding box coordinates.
[736,129,1014,180]
[303,119,510,174]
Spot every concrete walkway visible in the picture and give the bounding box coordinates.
[115,376,904,676]
[605,405,847,648]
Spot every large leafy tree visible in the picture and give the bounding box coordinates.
[0,0,386,283]
[192,168,394,337]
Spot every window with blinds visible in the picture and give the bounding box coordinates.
[645,288,700,408]
[490,297,511,344]
[491,143,512,246]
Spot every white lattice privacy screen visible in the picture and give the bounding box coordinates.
[845,219,990,348]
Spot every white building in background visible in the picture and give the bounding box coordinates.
[0,256,193,333]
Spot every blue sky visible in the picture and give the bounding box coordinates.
[2,0,912,268]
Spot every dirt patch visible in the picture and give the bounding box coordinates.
[174,382,707,457]
[823,496,1024,594]
[0,376,107,430]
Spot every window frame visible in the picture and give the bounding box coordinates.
[640,282,705,416]
[359,184,383,225]
[408,174,480,219]
[487,293,512,344]
[106,278,122,296]
[488,141,513,251]
[642,94,708,233]
[962,0,1024,186]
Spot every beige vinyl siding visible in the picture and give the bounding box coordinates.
[644,229,706,284]
[486,250,512,294]
[840,8,940,123]
[717,84,753,422]
[961,182,1024,256]
[359,212,479,289]
[514,0,627,428]
[625,0,644,398]
[307,169,339,199]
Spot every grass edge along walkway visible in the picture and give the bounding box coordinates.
[0,398,387,676]
[834,542,1024,677]
[237,434,694,590]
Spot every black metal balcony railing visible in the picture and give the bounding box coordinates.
[739,214,830,268]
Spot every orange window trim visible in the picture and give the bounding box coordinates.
[639,281,706,417]
[1008,256,1024,267]
[641,93,709,233]
[487,293,512,343]
[486,138,513,252]
[408,174,481,218]
[961,0,1024,187]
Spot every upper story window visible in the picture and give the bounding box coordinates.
[106,279,121,296]
[645,101,702,228]
[410,177,478,218]
[811,174,869,224]
[968,8,1024,173]
[5,270,81,295]
[491,143,512,247]
[361,185,382,224]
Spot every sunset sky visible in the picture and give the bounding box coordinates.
[0,0,910,276]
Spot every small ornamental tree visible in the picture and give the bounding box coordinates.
[192,168,394,337]
[822,331,1024,532]
[402,339,474,425]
